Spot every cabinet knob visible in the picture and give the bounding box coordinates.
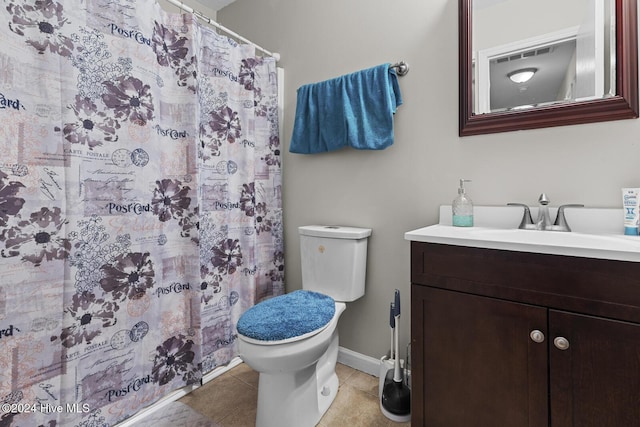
[554,336,570,350]
[529,330,545,343]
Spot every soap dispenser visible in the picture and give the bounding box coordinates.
[452,179,473,227]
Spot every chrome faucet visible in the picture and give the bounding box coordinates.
[536,193,551,230]
[506,203,534,229]
[508,194,584,232]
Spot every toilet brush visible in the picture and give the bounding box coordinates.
[393,291,402,383]
[389,302,395,359]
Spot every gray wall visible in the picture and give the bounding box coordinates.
[216,0,640,361]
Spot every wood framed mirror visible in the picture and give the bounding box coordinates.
[459,0,639,136]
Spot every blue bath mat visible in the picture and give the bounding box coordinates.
[237,290,335,341]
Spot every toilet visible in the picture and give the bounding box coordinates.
[237,225,372,427]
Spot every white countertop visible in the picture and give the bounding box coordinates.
[405,206,640,262]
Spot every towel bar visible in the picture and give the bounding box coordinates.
[390,61,409,76]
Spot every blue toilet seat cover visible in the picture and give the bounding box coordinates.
[237,290,336,342]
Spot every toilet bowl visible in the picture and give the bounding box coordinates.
[236,225,371,427]
[238,301,346,427]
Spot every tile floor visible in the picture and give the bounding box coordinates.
[178,362,412,427]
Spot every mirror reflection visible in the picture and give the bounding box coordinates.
[472,0,615,114]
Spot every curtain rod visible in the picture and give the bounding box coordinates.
[164,0,281,61]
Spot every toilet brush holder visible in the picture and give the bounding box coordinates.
[379,355,411,422]
[378,355,394,401]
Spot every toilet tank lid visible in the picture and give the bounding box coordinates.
[299,225,372,239]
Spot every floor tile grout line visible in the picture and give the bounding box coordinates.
[228,375,258,389]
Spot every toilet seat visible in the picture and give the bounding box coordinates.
[237,290,336,344]
[238,321,332,345]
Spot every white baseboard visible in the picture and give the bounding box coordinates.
[201,357,243,384]
[337,346,381,377]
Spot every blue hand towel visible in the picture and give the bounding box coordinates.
[289,64,403,154]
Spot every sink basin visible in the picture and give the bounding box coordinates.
[405,206,640,262]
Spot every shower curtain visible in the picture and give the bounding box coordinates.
[0,1,283,426]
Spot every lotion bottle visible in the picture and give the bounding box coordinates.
[452,179,473,227]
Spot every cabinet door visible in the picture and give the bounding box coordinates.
[412,285,548,427]
[550,310,640,427]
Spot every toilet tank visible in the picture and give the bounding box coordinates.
[298,225,372,302]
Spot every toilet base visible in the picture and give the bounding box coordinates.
[255,328,340,427]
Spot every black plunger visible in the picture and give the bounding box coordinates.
[381,289,410,415]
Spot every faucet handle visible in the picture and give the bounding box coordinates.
[507,203,534,229]
[553,204,585,232]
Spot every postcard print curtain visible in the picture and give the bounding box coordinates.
[0,0,283,426]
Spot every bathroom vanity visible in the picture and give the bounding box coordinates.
[405,207,640,427]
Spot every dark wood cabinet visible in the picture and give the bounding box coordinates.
[410,241,640,427]
[414,286,548,426]
[549,311,640,427]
